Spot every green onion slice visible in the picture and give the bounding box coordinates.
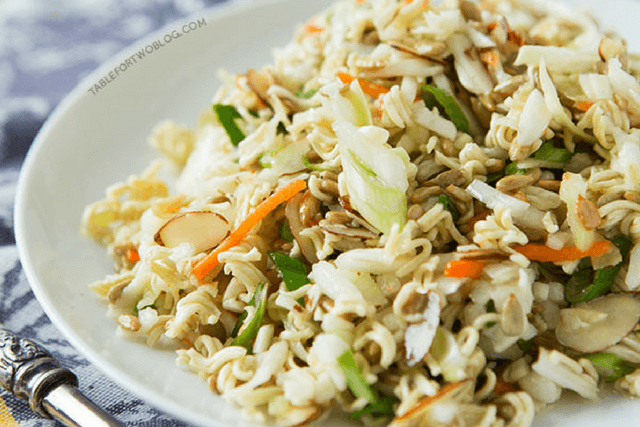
[213,104,246,146]
[268,252,310,292]
[533,141,573,163]
[231,283,268,351]
[581,352,636,383]
[338,349,378,404]
[437,194,460,222]
[420,84,469,133]
[565,235,633,304]
[280,220,294,242]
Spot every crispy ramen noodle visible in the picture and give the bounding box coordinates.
[82,0,640,425]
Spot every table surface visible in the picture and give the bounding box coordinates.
[0,0,235,425]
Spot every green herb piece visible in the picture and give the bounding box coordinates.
[533,141,573,163]
[338,349,379,404]
[257,153,272,168]
[268,252,310,292]
[280,220,294,242]
[504,162,528,175]
[303,156,328,171]
[565,235,633,304]
[484,321,497,329]
[581,352,636,383]
[486,171,505,183]
[231,283,268,351]
[338,349,398,419]
[349,393,398,420]
[518,338,534,353]
[213,104,246,146]
[437,194,460,222]
[297,88,317,99]
[486,299,496,313]
[420,84,469,133]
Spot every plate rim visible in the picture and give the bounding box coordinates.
[13,0,309,425]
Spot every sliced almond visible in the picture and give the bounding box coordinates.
[555,293,640,353]
[154,211,229,253]
[405,292,441,366]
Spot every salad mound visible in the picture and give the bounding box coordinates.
[82,0,640,426]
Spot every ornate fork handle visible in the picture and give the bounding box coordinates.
[0,328,124,427]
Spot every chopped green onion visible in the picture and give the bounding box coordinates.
[518,338,534,353]
[565,235,633,304]
[349,394,398,420]
[486,299,496,313]
[437,194,460,222]
[420,84,469,133]
[303,156,328,171]
[297,88,317,99]
[581,352,636,383]
[231,283,268,351]
[213,104,246,146]
[268,252,310,292]
[484,321,497,329]
[486,171,505,183]
[338,349,378,404]
[257,153,272,168]
[533,141,573,163]
[504,162,528,175]
[280,220,294,242]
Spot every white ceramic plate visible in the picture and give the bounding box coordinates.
[13,0,640,426]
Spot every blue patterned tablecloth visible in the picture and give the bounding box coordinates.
[0,1,233,425]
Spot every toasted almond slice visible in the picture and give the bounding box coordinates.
[555,293,640,353]
[154,211,229,253]
[405,292,442,366]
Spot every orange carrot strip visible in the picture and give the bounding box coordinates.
[166,195,187,214]
[304,20,325,35]
[192,180,307,280]
[126,248,140,263]
[336,71,390,99]
[444,259,486,279]
[356,0,366,3]
[403,0,429,8]
[395,381,467,422]
[512,240,613,263]
[575,100,594,112]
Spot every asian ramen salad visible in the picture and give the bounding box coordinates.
[83,0,640,425]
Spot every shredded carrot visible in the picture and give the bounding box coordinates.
[126,248,140,263]
[493,378,516,395]
[356,0,366,3]
[336,71,390,99]
[575,100,594,112]
[192,180,307,280]
[512,240,613,263]
[395,381,467,422]
[166,195,187,214]
[304,19,325,35]
[480,50,499,67]
[403,0,429,9]
[487,21,499,32]
[444,259,486,279]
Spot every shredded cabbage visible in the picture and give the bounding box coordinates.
[333,121,409,234]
